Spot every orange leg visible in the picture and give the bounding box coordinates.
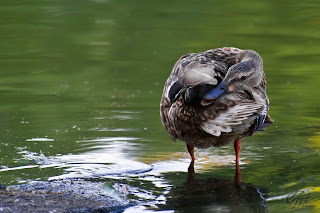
[186,144,195,183]
[234,139,242,185]
[234,139,241,164]
[187,144,195,162]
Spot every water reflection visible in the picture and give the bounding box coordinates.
[50,137,152,179]
[159,165,269,213]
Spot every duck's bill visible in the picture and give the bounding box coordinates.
[204,81,226,99]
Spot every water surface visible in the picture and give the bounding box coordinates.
[1,0,320,212]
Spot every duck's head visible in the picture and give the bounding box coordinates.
[205,50,263,99]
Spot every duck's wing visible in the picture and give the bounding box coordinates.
[201,102,264,137]
[165,47,246,104]
[165,52,228,103]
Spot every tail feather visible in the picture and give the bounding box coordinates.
[254,114,274,132]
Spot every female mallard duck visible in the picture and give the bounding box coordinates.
[160,47,273,183]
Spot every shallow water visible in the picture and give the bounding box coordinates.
[1,0,320,212]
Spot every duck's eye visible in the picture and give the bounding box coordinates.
[240,76,247,80]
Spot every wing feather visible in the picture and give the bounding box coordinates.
[201,103,264,137]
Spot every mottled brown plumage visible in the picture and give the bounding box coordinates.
[160,47,273,184]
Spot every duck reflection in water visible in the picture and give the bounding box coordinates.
[160,47,273,184]
[159,162,270,213]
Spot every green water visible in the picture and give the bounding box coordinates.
[1,0,320,212]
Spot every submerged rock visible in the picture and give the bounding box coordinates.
[0,179,130,213]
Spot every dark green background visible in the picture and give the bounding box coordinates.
[0,0,319,212]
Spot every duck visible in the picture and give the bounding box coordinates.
[160,47,273,184]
